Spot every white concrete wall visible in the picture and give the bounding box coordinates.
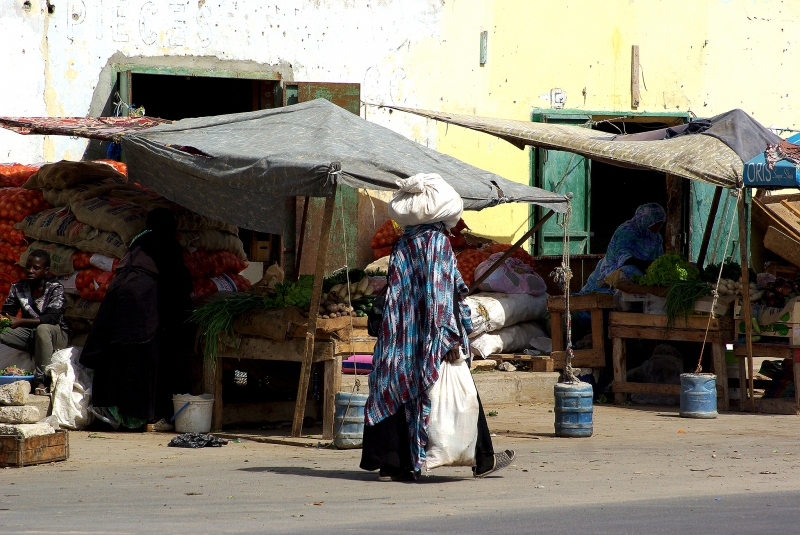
[0,0,444,163]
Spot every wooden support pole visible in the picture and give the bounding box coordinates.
[737,192,755,413]
[664,174,684,254]
[294,196,310,277]
[468,209,556,294]
[631,45,641,109]
[696,186,723,269]
[292,187,338,437]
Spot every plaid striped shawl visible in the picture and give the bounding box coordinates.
[364,223,473,472]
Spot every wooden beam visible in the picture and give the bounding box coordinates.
[468,209,556,294]
[294,196,310,277]
[664,173,684,254]
[764,226,800,269]
[631,45,641,109]
[696,186,723,269]
[737,193,755,413]
[292,187,338,438]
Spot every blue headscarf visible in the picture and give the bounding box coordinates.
[580,203,666,293]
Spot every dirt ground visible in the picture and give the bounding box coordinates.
[1,403,799,534]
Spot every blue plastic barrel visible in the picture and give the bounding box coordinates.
[333,392,368,449]
[554,382,593,437]
[680,373,718,418]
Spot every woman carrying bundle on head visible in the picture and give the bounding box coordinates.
[359,173,515,482]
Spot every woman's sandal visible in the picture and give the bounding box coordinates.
[474,449,516,478]
[33,384,48,396]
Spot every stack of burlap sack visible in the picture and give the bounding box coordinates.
[10,160,250,335]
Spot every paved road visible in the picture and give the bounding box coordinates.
[1,404,798,534]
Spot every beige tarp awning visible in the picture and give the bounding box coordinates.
[385,106,744,188]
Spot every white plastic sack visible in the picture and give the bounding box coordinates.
[474,253,547,295]
[425,355,479,471]
[45,347,93,430]
[470,321,549,358]
[388,173,463,230]
[466,292,548,338]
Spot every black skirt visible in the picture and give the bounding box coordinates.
[360,394,495,475]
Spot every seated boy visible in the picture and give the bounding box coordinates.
[1,250,69,394]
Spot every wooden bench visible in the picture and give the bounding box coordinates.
[609,312,734,410]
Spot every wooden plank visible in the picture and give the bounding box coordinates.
[546,293,613,312]
[738,194,756,413]
[712,342,729,411]
[738,351,748,412]
[322,356,342,440]
[696,186,723,269]
[765,226,800,269]
[590,309,605,356]
[609,325,729,343]
[468,210,555,294]
[295,196,310,277]
[293,189,337,438]
[781,199,800,220]
[332,339,376,356]
[550,349,606,369]
[794,349,800,415]
[220,338,334,363]
[488,354,554,372]
[631,45,641,109]
[732,344,798,359]
[203,356,223,432]
[612,337,626,404]
[752,398,799,415]
[233,307,302,341]
[611,381,680,396]
[609,311,734,331]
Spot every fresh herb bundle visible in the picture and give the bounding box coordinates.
[665,280,711,327]
[639,253,699,287]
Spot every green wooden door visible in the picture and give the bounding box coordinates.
[531,114,591,255]
[689,181,740,267]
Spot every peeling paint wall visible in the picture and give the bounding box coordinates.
[0,0,798,246]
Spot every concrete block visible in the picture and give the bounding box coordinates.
[470,359,497,371]
[0,380,31,406]
[0,422,55,438]
[0,405,40,424]
[341,370,560,404]
[26,394,51,418]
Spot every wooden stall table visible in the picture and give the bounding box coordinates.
[203,308,375,438]
[609,312,734,410]
[733,343,800,415]
[548,293,613,370]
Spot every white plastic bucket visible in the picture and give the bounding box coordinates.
[172,393,214,433]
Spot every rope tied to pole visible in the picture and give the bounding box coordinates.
[550,202,577,383]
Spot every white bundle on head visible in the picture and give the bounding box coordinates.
[387,173,463,230]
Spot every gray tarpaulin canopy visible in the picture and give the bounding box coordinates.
[120,99,569,234]
[383,106,782,189]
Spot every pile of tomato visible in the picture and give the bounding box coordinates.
[0,189,50,221]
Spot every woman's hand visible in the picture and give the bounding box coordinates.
[444,345,461,363]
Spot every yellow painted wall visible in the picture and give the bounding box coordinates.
[410,0,800,246]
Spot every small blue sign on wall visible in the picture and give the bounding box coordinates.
[743,133,800,189]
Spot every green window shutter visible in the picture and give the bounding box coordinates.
[531,114,591,255]
[281,82,361,115]
[689,181,740,267]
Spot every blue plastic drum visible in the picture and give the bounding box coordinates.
[333,392,368,449]
[680,373,718,419]
[554,382,593,438]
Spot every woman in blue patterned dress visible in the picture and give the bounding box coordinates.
[360,221,515,481]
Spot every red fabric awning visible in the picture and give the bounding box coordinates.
[0,116,169,142]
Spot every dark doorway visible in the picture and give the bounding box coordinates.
[130,74,274,121]
[588,120,671,255]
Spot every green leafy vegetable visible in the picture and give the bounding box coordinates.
[665,280,711,327]
[268,275,314,308]
[638,253,699,286]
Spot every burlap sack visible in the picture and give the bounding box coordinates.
[19,241,76,276]
[64,298,102,321]
[43,176,136,207]
[24,161,126,190]
[15,208,94,246]
[111,189,238,235]
[70,196,149,244]
[76,230,129,259]
[178,230,247,260]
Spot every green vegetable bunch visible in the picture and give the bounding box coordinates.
[638,253,699,287]
[267,275,314,308]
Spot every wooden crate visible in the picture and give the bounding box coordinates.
[734,298,800,346]
[0,430,69,468]
[488,354,554,372]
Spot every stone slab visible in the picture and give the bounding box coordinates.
[0,380,30,406]
[0,405,40,424]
